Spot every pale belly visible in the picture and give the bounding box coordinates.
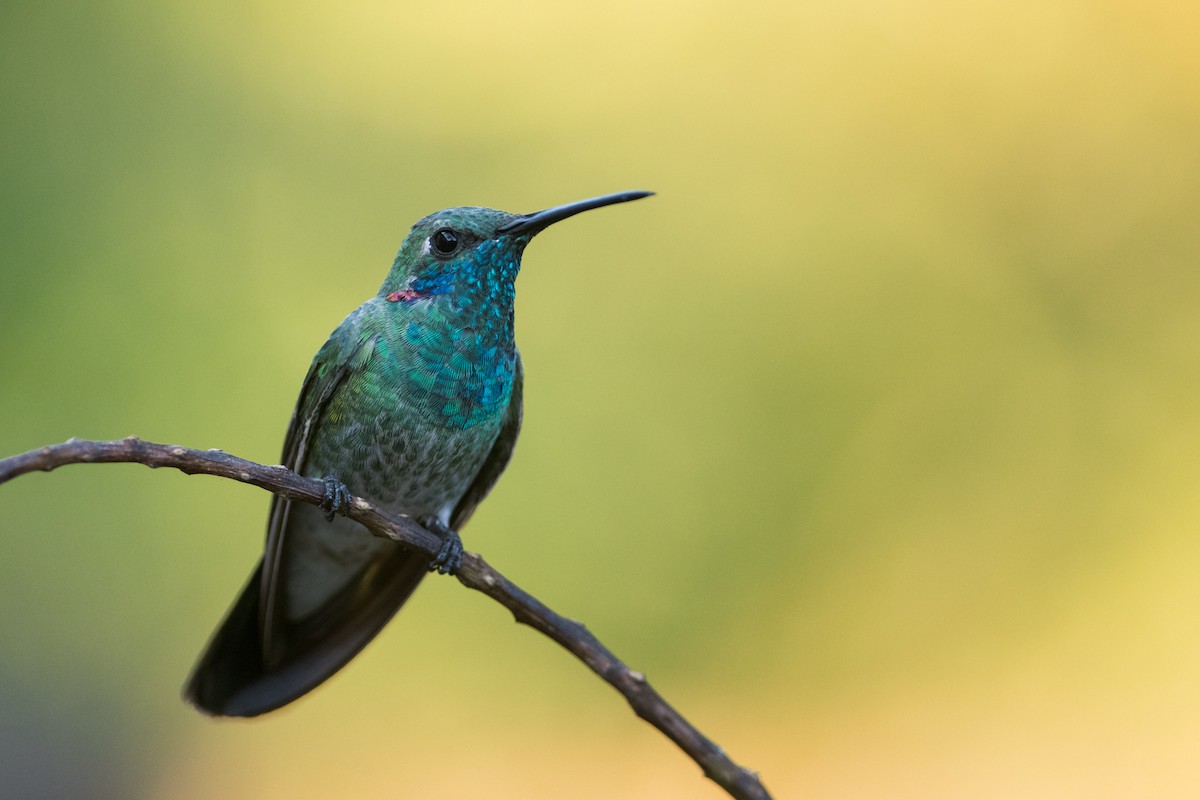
[280,408,504,620]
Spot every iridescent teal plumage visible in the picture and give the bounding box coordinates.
[185,191,652,716]
[381,208,523,429]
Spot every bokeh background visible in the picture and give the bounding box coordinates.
[3,0,1200,797]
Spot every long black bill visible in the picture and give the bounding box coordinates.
[497,190,654,235]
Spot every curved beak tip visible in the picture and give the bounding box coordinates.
[498,190,655,235]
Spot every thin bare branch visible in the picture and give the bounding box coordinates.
[0,436,772,800]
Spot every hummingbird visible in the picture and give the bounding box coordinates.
[185,190,653,716]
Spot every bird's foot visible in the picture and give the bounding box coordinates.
[422,518,463,575]
[319,475,352,522]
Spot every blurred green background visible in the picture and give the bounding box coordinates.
[3,0,1199,797]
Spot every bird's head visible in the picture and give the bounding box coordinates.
[378,191,653,308]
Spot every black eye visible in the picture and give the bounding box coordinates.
[431,229,459,256]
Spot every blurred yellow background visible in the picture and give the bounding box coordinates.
[3,0,1200,797]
